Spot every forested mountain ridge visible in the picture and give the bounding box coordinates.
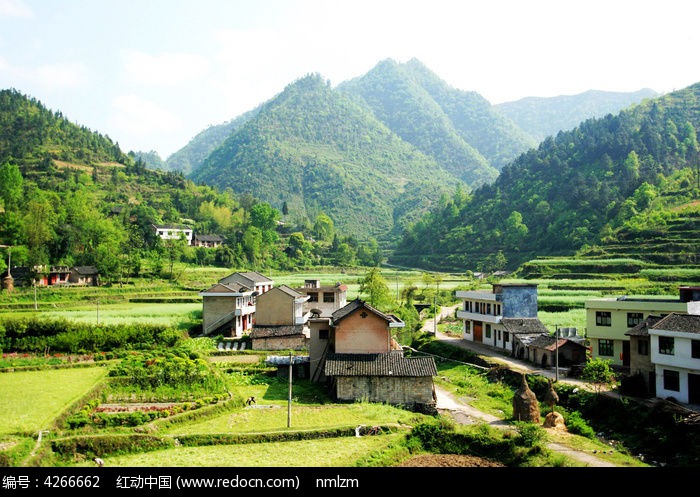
[0,88,130,170]
[165,59,655,183]
[189,73,460,242]
[391,84,700,272]
[338,58,536,184]
[497,88,659,142]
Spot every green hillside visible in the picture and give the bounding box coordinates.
[392,84,700,272]
[189,73,460,242]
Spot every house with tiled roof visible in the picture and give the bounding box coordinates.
[585,286,700,368]
[249,285,309,351]
[198,271,274,337]
[193,234,224,248]
[649,313,700,405]
[314,298,437,412]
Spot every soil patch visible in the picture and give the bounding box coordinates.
[397,454,505,467]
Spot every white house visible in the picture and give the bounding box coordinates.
[649,313,700,405]
[152,224,194,245]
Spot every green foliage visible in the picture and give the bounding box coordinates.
[357,267,393,309]
[564,410,597,439]
[581,357,618,393]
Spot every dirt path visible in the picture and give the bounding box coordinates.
[433,385,616,467]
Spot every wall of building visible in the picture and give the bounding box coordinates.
[256,289,293,326]
[252,336,307,351]
[334,376,434,405]
[500,285,538,318]
[334,312,389,354]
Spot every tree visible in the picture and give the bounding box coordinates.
[313,212,335,243]
[250,202,280,232]
[358,267,392,309]
[581,358,617,394]
[0,161,23,211]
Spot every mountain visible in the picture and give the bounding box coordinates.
[177,59,654,244]
[338,58,537,182]
[189,73,461,242]
[392,83,700,271]
[497,88,659,142]
[165,107,262,175]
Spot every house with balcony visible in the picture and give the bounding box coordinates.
[585,286,700,369]
[249,285,310,351]
[198,271,274,337]
[457,283,545,351]
[649,313,700,405]
[295,279,348,318]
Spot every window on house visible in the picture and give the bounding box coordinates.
[637,340,649,356]
[323,292,334,303]
[663,369,680,392]
[485,325,491,339]
[497,330,501,341]
[659,336,674,355]
[596,312,612,326]
[464,322,471,335]
[504,331,510,343]
[692,340,700,359]
[627,312,644,327]
[319,329,329,340]
[598,339,614,356]
[308,292,318,302]
[486,303,491,315]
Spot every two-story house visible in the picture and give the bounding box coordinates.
[152,224,194,245]
[649,313,700,405]
[316,298,438,411]
[249,285,310,351]
[456,284,545,350]
[295,279,348,318]
[586,286,700,368]
[198,271,274,336]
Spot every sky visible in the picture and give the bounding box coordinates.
[1,0,699,160]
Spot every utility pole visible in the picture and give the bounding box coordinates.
[554,324,560,382]
[287,351,293,428]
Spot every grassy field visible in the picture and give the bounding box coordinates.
[0,366,109,435]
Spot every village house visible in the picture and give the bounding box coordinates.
[585,286,700,368]
[198,271,274,337]
[456,283,587,375]
[69,266,100,286]
[648,313,700,405]
[316,298,438,411]
[193,234,224,248]
[249,285,309,351]
[1,265,99,288]
[151,224,194,245]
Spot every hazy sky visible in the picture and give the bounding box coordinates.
[1,0,698,159]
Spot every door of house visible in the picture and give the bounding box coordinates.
[474,323,482,343]
[622,341,630,367]
[689,373,700,405]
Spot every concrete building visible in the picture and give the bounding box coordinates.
[585,286,700,368]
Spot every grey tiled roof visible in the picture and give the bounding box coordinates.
[625,315,663,336]
[324,350,437,377]
[249,325,305,339]
[651,313,700,334]
[501,317,549,334]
